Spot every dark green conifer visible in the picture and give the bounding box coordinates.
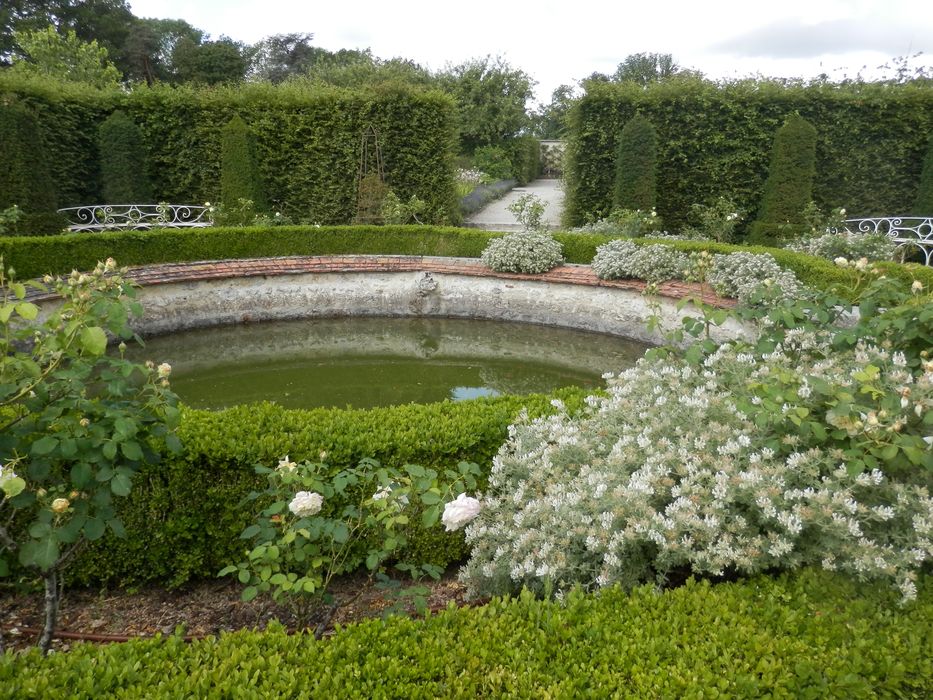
[99,110,152,203]
[613,113,657,211]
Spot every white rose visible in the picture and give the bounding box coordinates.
[288,491,323,517]
[51,498,70,514]
[854,257,869,271]
[277,455,296,471]
[912,280,923,294]
[157,362,172,378]
[834,257,849,267]
[441,493,481,531]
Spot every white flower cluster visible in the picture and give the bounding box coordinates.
[481,232,564,274]
[288,491,323,517]
[457,168,488,186]
[591,240,690,283]
[461,335,933,602]
[787,232,895,263]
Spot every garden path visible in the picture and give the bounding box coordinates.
[464,178,564,232]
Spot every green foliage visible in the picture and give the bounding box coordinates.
[613,113,657,211]
[471,145,513,181]
[0,258,180,650]
[754,113,818,237]
[380,191,426,225]
[0,76,459,225]
[63,388,589,588]
[1,570,930,697]
[170,36,247,85]
[98,109,151,202]
[571,207,662,237]
[563,79,933,231]
[0,207,23,235]
[219,114,266,214]
[9,25,121,89]
[502,135,541,184]
[506,193,548,232]
[916,133,933,213]
[682,196,744,242]
[437,55,534,154]
[0,99,59,234]
[221,458,480,612]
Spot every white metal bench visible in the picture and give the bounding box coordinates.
[57,204,212,232]
[844,216,933,265]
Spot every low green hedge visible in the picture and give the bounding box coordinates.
[66,389,589,588]
[3,570,930,697]
[4,225,929,301]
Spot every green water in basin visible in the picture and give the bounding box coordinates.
[124,317,650,410]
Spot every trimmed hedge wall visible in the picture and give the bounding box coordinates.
[3,570,931,697]
[0,75,459,226]
[67,389,590,588]
[563,78,933,231]
[5,225,930,301]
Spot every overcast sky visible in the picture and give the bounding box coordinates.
[129,0,933,102]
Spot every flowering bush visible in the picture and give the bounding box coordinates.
[787,231,896,262]
[507,193,549,233]
[591,240,690,283]
[0,258,180,653]
[461,338,932,602]
[708,252,806,305]
[481,231,564,274]
[570,208,663,237]
[681,197,745,242]
[221,457,480,632]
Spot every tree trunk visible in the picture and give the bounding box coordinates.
[38,570,59,655]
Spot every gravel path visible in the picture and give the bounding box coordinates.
[464,178,564,232]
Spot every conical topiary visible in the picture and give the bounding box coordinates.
[613,113,657,212]
[914,133,933,214]
[98,109,152,203]
[220,114,267,212]
[0,100,61,234]
[750,113,817,243]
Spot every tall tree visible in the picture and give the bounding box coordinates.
[122,17,203,84]
[248,32,317,83]
[9,25,121,87]
[437,55,535,154]
[171,36,247,85]
[532,84,577,139]
[612,52,682,86]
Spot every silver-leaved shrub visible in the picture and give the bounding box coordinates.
[481,231,564,274]
[591,241,690,283]
[786,232,896,262]
[708,252,805,305]
[461,334,932,603]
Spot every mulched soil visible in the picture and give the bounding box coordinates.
[0,570,474,653]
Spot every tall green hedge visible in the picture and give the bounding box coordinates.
[98,110,152,203]
[0,99,60,233]
[613,113,657,211]
[0,76,459,226]
[563,78,933,231]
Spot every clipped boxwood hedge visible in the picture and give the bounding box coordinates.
[3,570,930,697]
[65,389,589,588]
[3,224,930,301]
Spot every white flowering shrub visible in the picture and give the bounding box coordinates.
[591,240,690,283]
[481,231,564,274]
[708,252,805,305]
[787,232,896,262]
[461,336,933,603]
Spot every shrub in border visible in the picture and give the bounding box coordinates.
[916,132,933,213]
[63,389,590,588]
[1,570,930,698]
[219,114,267,214]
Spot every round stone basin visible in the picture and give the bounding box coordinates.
[124,317,650,410]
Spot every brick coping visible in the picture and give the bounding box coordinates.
[28,255,736,308]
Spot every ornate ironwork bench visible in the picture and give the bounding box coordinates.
[844,216,933,265]
[57,204,212,232]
